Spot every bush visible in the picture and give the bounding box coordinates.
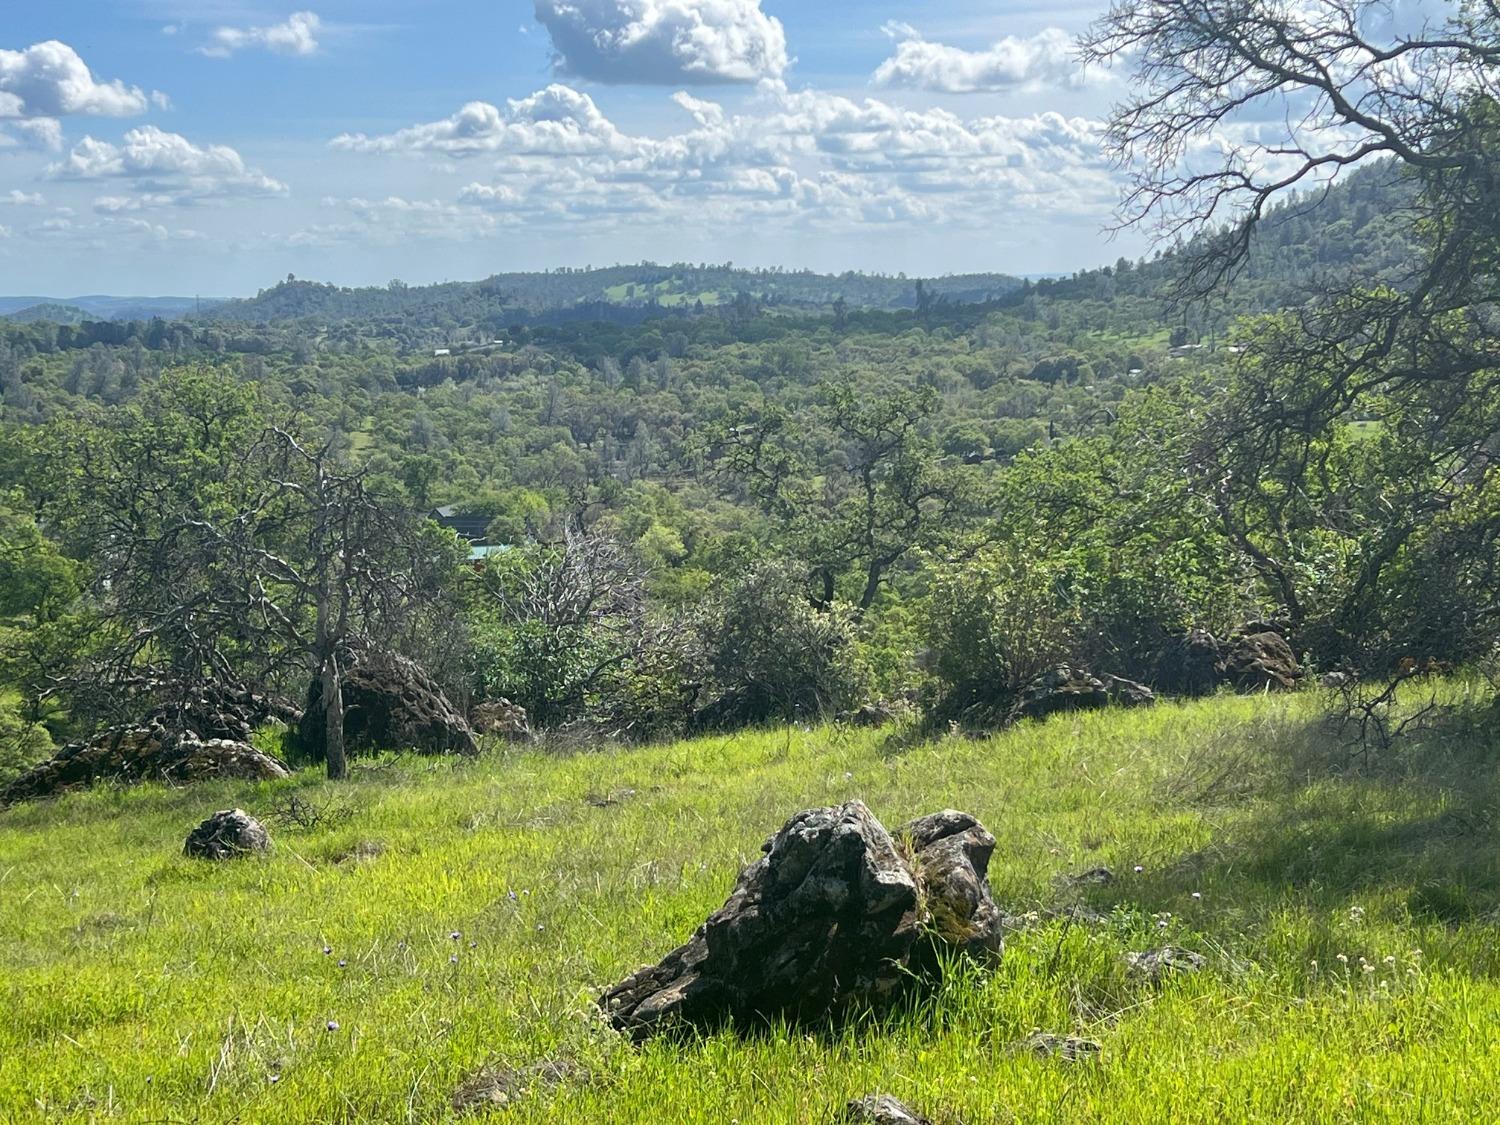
[689,561,865,730]
[0,702,55,787]
[925,544,1081,724]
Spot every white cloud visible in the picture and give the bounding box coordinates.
[333,85,636,158]
[202,12,322,58]
[872,25,1100,93]
[534,0,787,85]
[47,126,289,204]
[0,41,151,117]
[0,117,62,152]
[340,82,1118,237]
[93,193,179,213]
[1,189,44,205]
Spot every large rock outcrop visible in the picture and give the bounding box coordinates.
[1153,629,1223,697]
[1153,626,1302,696]
[291,651,477,760]
[1219,629,1301,692]
[0,724,290,807]
[598,801,1003,1039]
[184,808,271,860]
[136,682,302,744]
[1008,666,1155,724]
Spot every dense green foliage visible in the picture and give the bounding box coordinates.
[4,160,1497,769]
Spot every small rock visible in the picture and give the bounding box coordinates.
[333,840,385,864]
[837,1094,934,1125]
[584,788,637,808]
[452,1059,582,1114]
[1125,946,1207,982]
[1319,671,1354,689]
[1023,1032,1102,1061]
[184,808,270,860]
[1061,866,1115,887]
[470,698,532,742]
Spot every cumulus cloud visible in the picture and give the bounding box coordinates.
[0,117,63,152]
[872,24,1099,93]
[202,12,322,58]
[340,82,1118,235]
[0,41,155,118]
[2,189,44,205]
[47,126,289,204]
[534,0,787,84]
[333,85,635,158]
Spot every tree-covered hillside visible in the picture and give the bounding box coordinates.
[204,263,1026,331]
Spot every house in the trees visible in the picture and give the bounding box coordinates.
[430,505,491,545]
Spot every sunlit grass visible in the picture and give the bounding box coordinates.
[3,686,1499,1122]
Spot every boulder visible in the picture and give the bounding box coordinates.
[470,699,532,742]
[841,702,904,729]
[898,810,1005,973]
[837,1095,934,1124]
[1009,666,1155,725]
[599,801,1004,1039]
[140,683,301,744]
[0,725,290,807]
[1219,630,1301,691]
[1124,946,1206,982]
[1101,674,1156,708]
[184,808,270,860]
[1009,665,1109,723]
[1153,626,1303,697]
[1023,1032,1101,1061]
[1153,629,1222,697]
[292,650,477,760]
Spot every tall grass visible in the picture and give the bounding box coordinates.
[3,686,1498,1122]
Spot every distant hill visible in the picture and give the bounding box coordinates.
[204,264,1026,328]
[0,295,216,321]
[2,303,91,325]
[1018,161,1420,313]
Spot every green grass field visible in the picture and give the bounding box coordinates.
[4,687,1500,1122]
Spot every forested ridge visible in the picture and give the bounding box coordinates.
[0,150,1490,783]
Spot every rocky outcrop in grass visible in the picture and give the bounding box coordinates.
[184,808,271,860]
[599,800,1003,1038]
[291,650,478,760]
[0,724,290,807]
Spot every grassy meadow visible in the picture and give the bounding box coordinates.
[4,686,1500,1122]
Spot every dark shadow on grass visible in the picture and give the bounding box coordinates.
[1079,696,1500,932]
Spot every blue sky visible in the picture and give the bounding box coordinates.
[0,0,1145,295]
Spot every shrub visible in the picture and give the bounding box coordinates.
[689,561,865,730]
[0,702,54,787]
[925,544,1081,723]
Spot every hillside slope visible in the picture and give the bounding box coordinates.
[205,265,1025,328]
[2,689,1495,1122]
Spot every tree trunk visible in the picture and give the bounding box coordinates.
[322,653,347,781]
